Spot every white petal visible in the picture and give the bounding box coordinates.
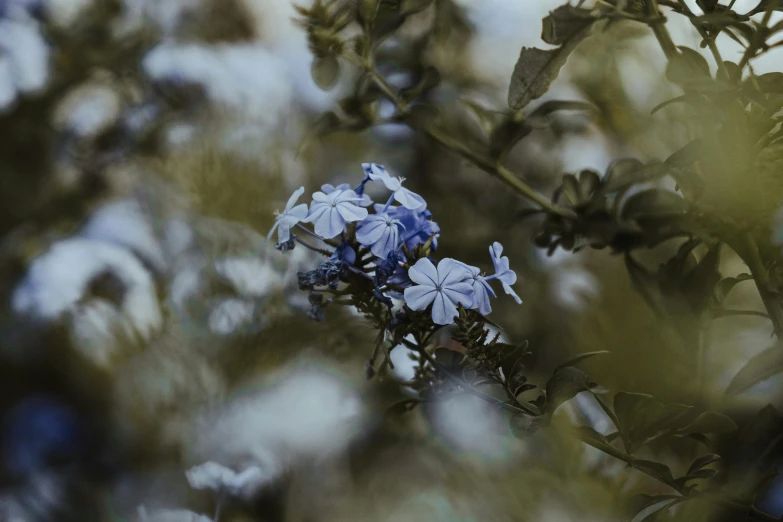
[314,208,345,239]
[404,285,437,310]
[312,191,330,203]
[431,291,459,325]
[277,221,291,243]
[266,219,279,241]
[285,187,305,211]
[393,187,426,210]
[370,228,395,258]
[470,281,492,315]
[287,203,308,221]
[408,258,438,286]
[336,202,369,223]
[303,203,329,224]
[503,282,523,304]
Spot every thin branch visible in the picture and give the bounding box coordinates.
[645,0,678,59]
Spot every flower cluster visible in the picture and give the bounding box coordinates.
[269,163,522,326]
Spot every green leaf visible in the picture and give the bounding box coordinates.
[508,24,592,110]
[664,138,707,169]
[575,425,620,455]
[400,0,434,15]
[755,72,783,94]
[632,459,675,484]
[545,366,601,415]
[541,5,596,45]
[717,61,742,83]
[311,55,340,90]
[630,496,679,522]
[726,343,783,395]
[620,189,688,222]
[613,393,695,453]
[686,411,738,434]
[554,350,610,373]
[687,454,721,475]
[399,66,441,102]
[714,273,753,303]
[666,47,711,87]
[509,414,539,438]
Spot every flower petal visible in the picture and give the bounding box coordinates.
[393,187,426,210]
[287,203,308,221]
[437,258,472,286]
[356,219,387,245]
[431,291,459,325]
[408,258,438,287]
[336,201,369,223]
[503,282,523,304]
[303,203,329,223]
[404,285,437,311]
[312,208,344,238]
[285,186,306,211]
[267,219,279,241]
[442,281,474,309]
[312,191,331,203]
[277,221,291,243]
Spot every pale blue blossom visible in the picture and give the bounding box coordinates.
[356,213,405,258]
[304,189,368,239]
[404,258,473,325]
[322,182,372,207]
[363,162,426,210]
[377,204,440,250]
[457,262,496,315]
[267,186,308,243]
[487,242,522,304]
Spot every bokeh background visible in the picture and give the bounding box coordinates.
[1,0,783,521]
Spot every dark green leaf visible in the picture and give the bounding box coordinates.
[755,72,783,94]
[508,25,592,110]
[665,138,707,169]
[714,273,753,303]
[687,454,721,475]
[717,61,742,83]
[726,342,783,395]
[311,55,340,90]
[687,411,738,434]
[545,366,601,415]
[621,189,687,221]
[632,459,675,484]
[575,425,620,455]
[542,5,595,45]
[554,350,610,373]
[400,66,441,102]
[666,47,711,86]
[629,495,680,522]
[400,0,434,15]
[402,103,440,129]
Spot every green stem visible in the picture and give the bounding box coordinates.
[731,234,783,338]
[738,6,775,69]
[343,51,575,219]
[645,0,678,59]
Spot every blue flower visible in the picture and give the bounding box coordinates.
[404,258,473,325]
[356,213,405,258]
[322,182,372,207]
[363,162,426,210]
[487,242,522,304]
[378,204,440,251]
[267,187,308,243]
[456,262,496,315]
[304,189,369,239]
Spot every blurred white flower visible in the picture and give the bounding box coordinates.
[188,365,365,488]
[54,83,122,138]
[185,461,268,497]
[207,297,256,336]
[214,257,282,298]
[137,506,212,522]
[0,17,49,110]
[81,200,168,273]
[12,238,162,339]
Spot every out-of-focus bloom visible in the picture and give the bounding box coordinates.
[356,213,404,258]
[185,461,267,497]
[363,162,426,210]
[404,258,473,325]
[304,189,368,239]
[267,186,308,243]
[488,242,522,304]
